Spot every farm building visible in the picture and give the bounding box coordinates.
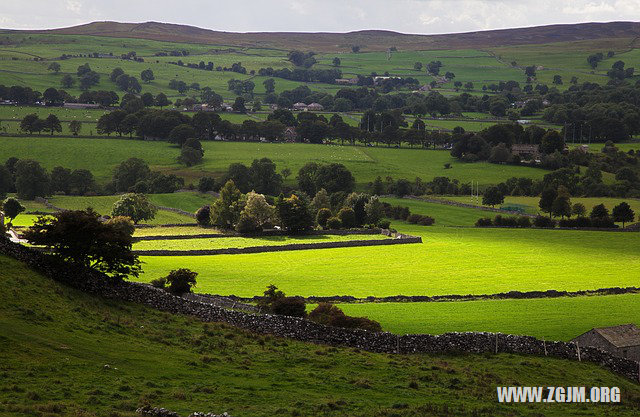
[335,78,358,85]
[307,102,324,111]
[283,126,297,142]
[571,324,640,362]
[511,144,540,160]
[292,102,308,111]
[63,102,101,109]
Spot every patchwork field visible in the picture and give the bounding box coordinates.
[137,225,640,298]
[336,293,640,341]
[0,136,550,188]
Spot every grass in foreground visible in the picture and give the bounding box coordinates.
[138,224,640,297]
[2,254,640,416]
[336,294,640,341]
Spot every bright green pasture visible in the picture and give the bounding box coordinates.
[133,226,218,237]
[46,194,195,225]
[5,254,638,417]
[380,197,486,226]
[435,195,640,218]
[0,105,106,121]
[137,225,640,297]
[147,192,213,212]
[0,137,550,188]
[134,234,387,251]
[337,294,640,341]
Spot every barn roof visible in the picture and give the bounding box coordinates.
[593,324,640,348]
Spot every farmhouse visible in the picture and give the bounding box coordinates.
[307,102,324,111]
[335,78,358,85]
[511,144,540,160]
[63,102,101,109]
[572,324,640,361]
[283,126,297,142]
[292,102,308,111]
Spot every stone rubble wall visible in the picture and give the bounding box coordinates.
[1,237,637,382]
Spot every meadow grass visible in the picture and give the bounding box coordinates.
[336,294,640,341]
[133,233,387,251]
[380,197,486,226]
[0,136,550,187]
[137,224,640,297]
[433,195,640,218]
[3,254,638,416]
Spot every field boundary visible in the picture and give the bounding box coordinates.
[1,237,637,383]
[231,286,640,304]
[133,234,422,256]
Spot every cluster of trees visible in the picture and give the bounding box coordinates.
[109,68,143,94]
[199,177,384,233]
[19,113,62,135]
[73,63,101,90]
[110,157,184,194]
[257,66,342,84]
[287,51,317,68]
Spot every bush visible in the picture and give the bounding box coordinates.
[271,297,306,317]
[533,215,556,228]
[475,217,493,227]
[164,269,198,295]
[516,216,532,228]
[235,214,260,234]
[150,277,166,289]
[406,214,422,224]
[316,207,332,228]
[195,205,211,226]
[326,216,342,229]
[309,303,382,332]
[417,215,435,226]
[377,219,391,229]
[337,207,356,228]
[382,203,411,220]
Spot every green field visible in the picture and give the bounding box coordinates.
[4,254,639,416]
[337,294,640,341]
[137,225,640,297]
[380,197,487,226]
[133,233,388,251]
[434,195,640,218]
[0,136,550,188]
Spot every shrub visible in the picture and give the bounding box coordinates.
[377,219,391,229]
[475,217,493,227]
[337,207,356,228]
[271,297,306,317]
[516,216,532,228]
[590,216,616,228]
[235,214,260,234]
[417,215,435,226]
[150,277,166,289]
[164,269,198,295]
[326,216,342,229]
[407,214,422,224]
[533,215,556,228]
[309,303,382,332]
[316,207,332,228]
[195,205,211,226]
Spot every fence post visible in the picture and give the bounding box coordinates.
[576,342,581,362]
[543,338,547,356]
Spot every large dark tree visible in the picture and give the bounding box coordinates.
[14,159,49,200]
[612,202,635,227]
[24,210,141,280]
[112,158,150,192]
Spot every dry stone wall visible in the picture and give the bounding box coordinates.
[1,237,638,382]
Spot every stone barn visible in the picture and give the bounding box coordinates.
[571,324,640,362]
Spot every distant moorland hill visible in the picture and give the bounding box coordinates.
[20,20,640,51]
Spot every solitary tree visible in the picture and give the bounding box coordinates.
[111,193,157,224]
[140,69,155,83]
[572,202,586,217]
[482,186,504,207]
[210,180,244,229]
[2,197,25,226]
[44,114,62,136]
[47,62,61,73]
[538,188,557,217]
[24,211,141,279]
[612,202,635,227]
[332,57,341,67]
[69,120,82,136]
[164,269,198,295]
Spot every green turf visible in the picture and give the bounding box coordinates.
[137,224,640,298]
[3,254,639,416]
[380,197,487,226]
[134,234,388,251]
[336,294,640,341]
[0,137,551,188]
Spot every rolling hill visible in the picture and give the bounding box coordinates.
[19,20,640,52]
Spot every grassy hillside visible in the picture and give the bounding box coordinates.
[0,137,550,188]
[138,224,640,298]
[5,254,640,416]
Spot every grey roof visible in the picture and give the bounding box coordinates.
[593,324,640,348]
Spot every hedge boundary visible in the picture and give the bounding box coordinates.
[0,237,638,383]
